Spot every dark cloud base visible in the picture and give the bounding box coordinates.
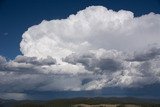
[1,46,160,100]
[24,84,160,100]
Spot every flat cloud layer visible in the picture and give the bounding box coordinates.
[0,6,160,100]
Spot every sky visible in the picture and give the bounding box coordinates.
[0,0,160,100]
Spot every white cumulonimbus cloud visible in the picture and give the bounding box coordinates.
[20,6,160,60]
[0,6,160,100]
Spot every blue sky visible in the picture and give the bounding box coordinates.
[0,0,160,59]
[0,0,160,100]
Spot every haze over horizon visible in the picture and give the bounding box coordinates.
[0,0,160,100]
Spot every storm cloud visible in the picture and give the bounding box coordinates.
[20,6,160,60]
[0,6,160,100]
[63,50,123,73]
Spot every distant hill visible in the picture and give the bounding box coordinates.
[0,97,160,107]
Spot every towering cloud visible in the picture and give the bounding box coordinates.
[20,6,160,60]
[0,6,160,100]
